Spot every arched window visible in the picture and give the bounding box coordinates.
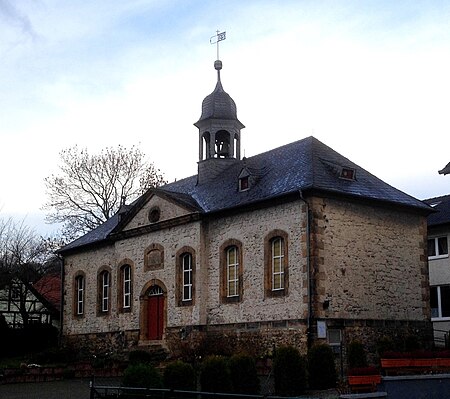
[271,238,284,291]
[176,247,195,306]
[118,262,133,312]
[182,253,193,301]
[227,246,239,297]
[220,240,243,303]
[74,273,85,316]
[265,231,289,297]
[98,270,110,314]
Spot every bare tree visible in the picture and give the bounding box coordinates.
[0,218,56,328]
[43,145,166,240]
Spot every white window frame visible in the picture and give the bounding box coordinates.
[123,265,131,309]
[431,285,450,321]
[101,271,109,312]
[76,276,84,315]
[227,246,239,298]
[182,253,193,301]
[272,237,285,291]
[428,236,449,260]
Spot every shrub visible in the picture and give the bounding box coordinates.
[308,344,336,390]
[273,346,307,396]
[200,355,232,393]
[163,360,196,391]
[228,354,260,394]
[122,363,163,388]
[347,340,367,369]
[376,335,395,358]
[128,350,153,365]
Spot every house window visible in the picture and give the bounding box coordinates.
[239,176,249,191]
[340,167,356,180]
[118,263,133,312]
[220,240,243,303]
[272,238,284,291]
[265,230,289,297]
[431,286,450,319]
[176,247,195,306]
[182,253,193,301]
[123,265,131,309]
[428,236,448,259]
[227,247,239,297]
[99,270,110,313]
[75,274,85,316]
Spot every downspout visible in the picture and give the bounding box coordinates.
[57,254,64,347]
[299,190,313,349]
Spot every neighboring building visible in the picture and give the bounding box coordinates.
[424,195,450,346]
[59,59,433,357]
[0,274,60,329]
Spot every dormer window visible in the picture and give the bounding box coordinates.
[239,176,249,191]
[340,167,356,180]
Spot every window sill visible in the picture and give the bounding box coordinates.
[431,317,450,321]
[428,255,449,260]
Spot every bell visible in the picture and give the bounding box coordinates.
[217,141,229,157]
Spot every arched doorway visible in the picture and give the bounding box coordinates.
[147,285,164,340]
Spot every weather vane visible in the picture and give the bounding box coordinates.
[210,30,226,60]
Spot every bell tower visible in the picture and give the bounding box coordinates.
[194,59,245,184]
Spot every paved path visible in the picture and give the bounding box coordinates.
[0,378,91,399]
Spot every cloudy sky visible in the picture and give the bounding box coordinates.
[1,0,450,235]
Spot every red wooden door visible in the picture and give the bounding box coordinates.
[147,293,164,340]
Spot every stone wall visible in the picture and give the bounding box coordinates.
[309,196,429,322]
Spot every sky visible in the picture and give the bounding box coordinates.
[1,0,450,236]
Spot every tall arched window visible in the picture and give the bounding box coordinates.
[272,238,284,291]
[74,274,85,316]
[227,246,239,297]
[265,230,289,297]
[182,253,193,301]
[98,270,110,314]
[176,247,196,306]
[220,239,243,303]
[118,262,133,312]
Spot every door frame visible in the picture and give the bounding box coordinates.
[139,279,167,342]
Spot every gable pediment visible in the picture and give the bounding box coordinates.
[120,190,201,233]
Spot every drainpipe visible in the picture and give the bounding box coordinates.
[57,254,64,347]
[299,190,313,349]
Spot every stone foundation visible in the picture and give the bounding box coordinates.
[61,318,433,366]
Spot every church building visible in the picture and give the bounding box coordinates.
[59,58,433,358]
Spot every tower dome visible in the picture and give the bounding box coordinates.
[197,61,238,122]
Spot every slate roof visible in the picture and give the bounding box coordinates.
[424,195,450,227]
[59,136,432,254]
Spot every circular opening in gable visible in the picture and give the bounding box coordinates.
[148,207,161,223]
